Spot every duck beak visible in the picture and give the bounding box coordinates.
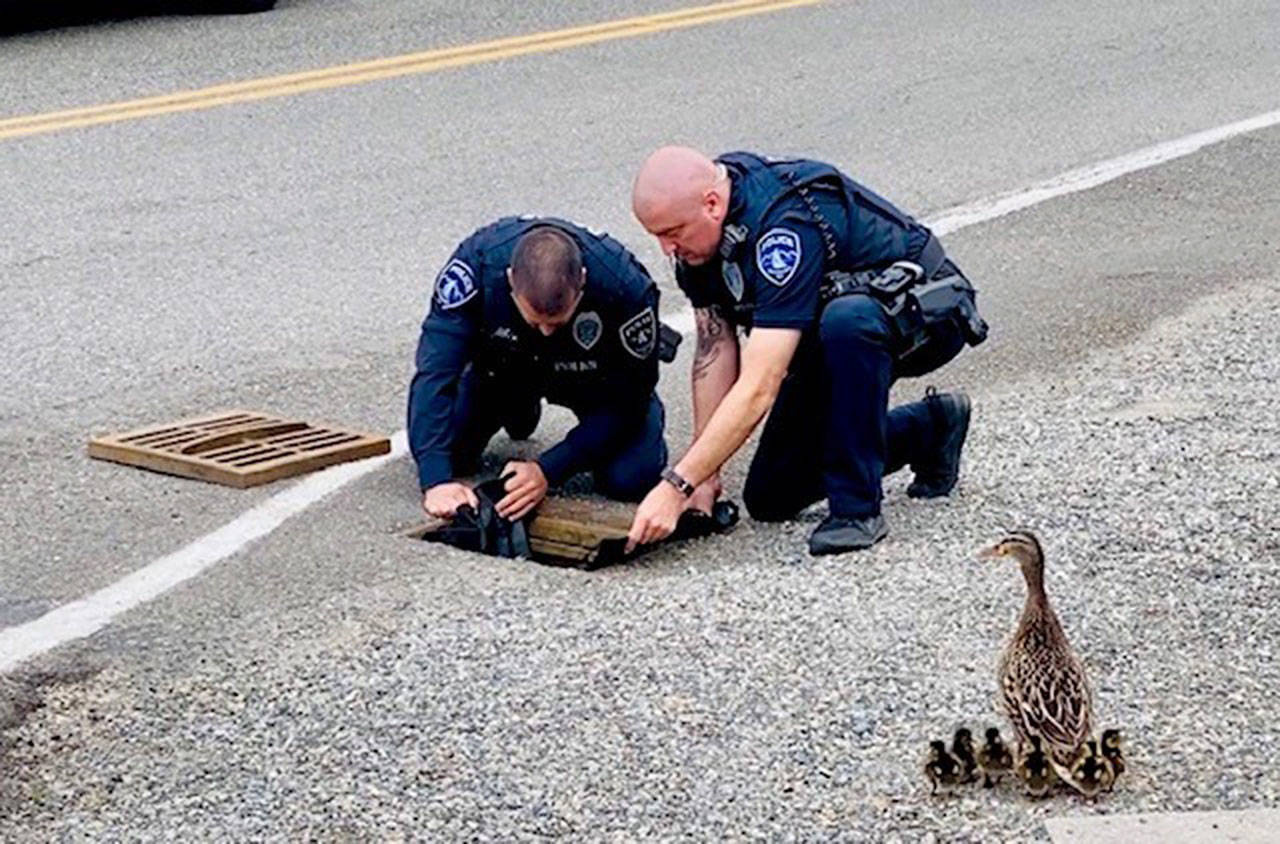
[977,544,1002,560]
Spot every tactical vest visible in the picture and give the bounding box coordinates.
[471,216,664,400]
[714,153,987,354]
[715,151,925,278]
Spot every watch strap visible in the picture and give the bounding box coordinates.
[661,466,695,497]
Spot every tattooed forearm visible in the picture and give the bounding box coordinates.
[692,306,729,382]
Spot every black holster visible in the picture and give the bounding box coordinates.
[657,321,682,363]
[820,235,988,361]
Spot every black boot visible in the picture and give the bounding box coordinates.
[907,387,971,499]
[808,513,889,555]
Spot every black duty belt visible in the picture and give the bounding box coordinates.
[819,232,947,306]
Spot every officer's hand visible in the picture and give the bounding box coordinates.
[496,460,548,521]
[625,481,685,553]
[423,481,478,519]
[687,473,722,515]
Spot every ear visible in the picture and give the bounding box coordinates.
[705,183,729,224]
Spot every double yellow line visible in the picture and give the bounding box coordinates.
[0,0,818,141]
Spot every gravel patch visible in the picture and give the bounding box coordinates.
[2,278,1278,840]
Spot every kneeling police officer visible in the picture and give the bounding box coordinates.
[409,217,671,522]
[626,147,988,555]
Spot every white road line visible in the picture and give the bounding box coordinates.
[0,432,409,673]
[3,108,1279,674]
[927,108,1280,235]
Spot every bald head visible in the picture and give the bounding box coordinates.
[632,145,719,222]
[632,146,730,264]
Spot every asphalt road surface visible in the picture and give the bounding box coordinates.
[2,0,1279,838]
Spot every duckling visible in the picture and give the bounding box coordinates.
[1100,728,1125,788]
[1066,738,1115,799]
[924,739,963,795]
[977,726,1014,787]
[979,530,1094,788]
[1015,735,1056,798]
[951,727,980,784]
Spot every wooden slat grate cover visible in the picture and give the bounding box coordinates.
[88,410,391,488]
[407,496,635,567]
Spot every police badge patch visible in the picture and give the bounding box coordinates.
[433,259,477,310]
[722,261,745,302]
[756,228,802,287]
[619,308,657,360]
[572,311,602,351]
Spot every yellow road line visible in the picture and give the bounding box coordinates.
[0,0,819,141]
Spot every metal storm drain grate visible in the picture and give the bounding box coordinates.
[88,410,391,488]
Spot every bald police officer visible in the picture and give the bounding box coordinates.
[409,217,668,522]
[625,147,987,555]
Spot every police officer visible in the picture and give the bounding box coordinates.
[409,217,669,522]
[625,146,987,555]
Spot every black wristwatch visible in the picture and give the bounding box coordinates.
[661,466,695,497]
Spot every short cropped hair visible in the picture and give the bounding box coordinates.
[509,226,584,315]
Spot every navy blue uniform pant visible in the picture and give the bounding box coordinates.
[743,294,965,521]
[449,365,667,501]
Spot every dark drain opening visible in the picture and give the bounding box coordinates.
[408,496,739,571]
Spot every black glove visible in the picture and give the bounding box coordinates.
[426,475,531,559]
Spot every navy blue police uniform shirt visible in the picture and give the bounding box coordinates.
[675,151,934,333]
[408,216,661,491]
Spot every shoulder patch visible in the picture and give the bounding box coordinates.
[433,259,477,310]
[572,311,602,351]
[619,307,657,360]
[756,227,802,287]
